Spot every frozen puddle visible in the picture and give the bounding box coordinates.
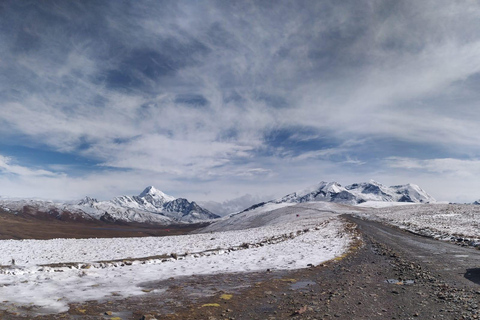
[385,279,415,285]
[0,216,352,315]
[290,280,316,290]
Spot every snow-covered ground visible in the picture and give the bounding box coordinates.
[0,202,355,315]
[356,201,419,208]
[356,204,480,242]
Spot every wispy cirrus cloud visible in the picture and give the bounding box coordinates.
[0,155,61,178]
[386,157,480,177]
[1,1,480,201]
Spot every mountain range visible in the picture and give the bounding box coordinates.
[76,186,219,223]
[0,186,219,224]
[0,181,435,225]
[241,180,435,213]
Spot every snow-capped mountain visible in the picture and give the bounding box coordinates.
[242,180,435,212]
[77,186,219,223]
[0,186,219,224]
[276,181,355,204]
[346,180,435,203]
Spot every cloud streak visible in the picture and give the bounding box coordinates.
[0,155,60,178]
[1,1,480,202]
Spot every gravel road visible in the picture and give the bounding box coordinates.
[347,215,480,288]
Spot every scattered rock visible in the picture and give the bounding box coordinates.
[291,305,308,315]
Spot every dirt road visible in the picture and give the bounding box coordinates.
[346,215,480,288]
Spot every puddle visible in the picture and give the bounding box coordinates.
[385,279,414,285]
[141,270,289,302]
[258,305,276,313]
[290,280,316,290]
[70,311,133,319]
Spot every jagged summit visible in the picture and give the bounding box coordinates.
[389,183,435,203]
[77,196,98,206]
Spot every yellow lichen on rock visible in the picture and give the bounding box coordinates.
[201,303,220,307]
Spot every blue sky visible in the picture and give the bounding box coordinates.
[1,0,480,203]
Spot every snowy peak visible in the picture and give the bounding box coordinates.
[390,183,435,203]
[324,181,344,194]
[346,181,397,202]
[276,181,352,204]
[138,186,175,203]
[295,181,329,198]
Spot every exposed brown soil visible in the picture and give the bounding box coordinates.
[0,210,208,240]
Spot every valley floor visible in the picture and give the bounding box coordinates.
[2,215,480,319]
[0,211,207,240]
[2,203,480,319]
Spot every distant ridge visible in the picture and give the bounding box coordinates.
[242,180,435,212]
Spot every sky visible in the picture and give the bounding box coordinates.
[1,0,480,204]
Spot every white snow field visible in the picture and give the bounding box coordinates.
[356,203,480,242]
[0,202,355,314]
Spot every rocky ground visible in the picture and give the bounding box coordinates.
[2,218,480,319]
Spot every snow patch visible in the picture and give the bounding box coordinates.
[0,204,354,314]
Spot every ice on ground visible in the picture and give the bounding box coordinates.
[0,202,354,314]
